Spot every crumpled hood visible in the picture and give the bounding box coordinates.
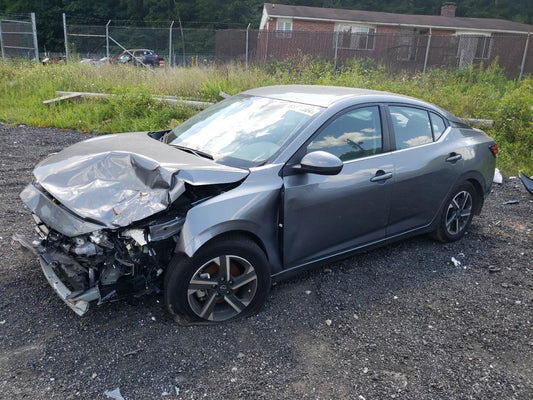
[31,131,249,228]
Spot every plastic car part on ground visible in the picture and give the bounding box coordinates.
[518,171,533,194]
[104,388,124,400]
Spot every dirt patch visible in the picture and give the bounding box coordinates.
[0,124,532,399]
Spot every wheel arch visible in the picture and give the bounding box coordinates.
[175,222,281,275]
[466,177,484,215]
[456,170,487,215]
[195,230,269,261]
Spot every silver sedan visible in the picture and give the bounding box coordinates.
[17,85,497,324]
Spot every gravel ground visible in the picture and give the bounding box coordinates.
[0,124,532,400]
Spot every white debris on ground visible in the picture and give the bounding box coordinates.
[451,257,462,267]
[493,168,503,184]
[104,388,124,400]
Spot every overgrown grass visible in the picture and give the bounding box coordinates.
[0,58,531,175]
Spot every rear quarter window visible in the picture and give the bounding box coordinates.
[430,112,447,140]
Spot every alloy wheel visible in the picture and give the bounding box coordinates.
[187,255,258,322]
[445,190,473,236]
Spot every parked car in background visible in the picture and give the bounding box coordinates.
[118,49,159,67]
[15,85,497,325]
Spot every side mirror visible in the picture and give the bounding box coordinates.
[299,151,343,175]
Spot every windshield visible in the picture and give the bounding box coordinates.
[166,95,323,168]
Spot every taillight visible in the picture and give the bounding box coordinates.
[489,144,498,157]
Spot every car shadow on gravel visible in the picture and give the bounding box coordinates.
[270,227,497,317]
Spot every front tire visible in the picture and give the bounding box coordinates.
[164,236,271,324]
[432,181,477,243]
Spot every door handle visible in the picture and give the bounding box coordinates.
[370,171,393,182]
[446,153,462,163]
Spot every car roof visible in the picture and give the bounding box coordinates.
[241,85,462,122]
[242,85,384,107]
[121,49,154,53]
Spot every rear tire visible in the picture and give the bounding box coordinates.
[164,236,271,324]
[431,181,477,243]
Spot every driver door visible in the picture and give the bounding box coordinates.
[282,105,394,268]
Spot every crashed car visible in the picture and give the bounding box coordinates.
[118,49,159,67]
[16,85,498,324]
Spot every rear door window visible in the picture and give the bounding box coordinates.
[389,106,433,150]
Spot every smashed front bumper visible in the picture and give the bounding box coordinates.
[13,234,99,316]
[40,255,99,316]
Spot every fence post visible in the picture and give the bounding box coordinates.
[246,23,250,70]
[0,20,5,62]
[179,18,185,66]
[63,13,69,63]
[106,20,111,60]
[423,28,432,73]
[264,26,269,62]
[31,12,39,61]
[519,32,530,81]
[169,20,174,67]
[333,30,339,73]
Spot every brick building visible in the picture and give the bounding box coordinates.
[255,2,532,75]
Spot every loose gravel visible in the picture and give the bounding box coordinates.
[0,124,532,400]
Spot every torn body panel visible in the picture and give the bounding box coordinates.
[14,213,181,316]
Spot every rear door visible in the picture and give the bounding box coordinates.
[282,105,394,268]
[385,105,463,235]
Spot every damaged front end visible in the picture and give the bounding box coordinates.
[14,186,188,316]
[15,131,249,316]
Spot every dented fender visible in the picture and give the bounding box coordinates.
[176,164,284,274]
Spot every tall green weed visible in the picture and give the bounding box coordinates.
[0,59,531,175]
[492,78,533,175]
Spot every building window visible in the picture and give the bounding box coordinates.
[334,24,375,50]
[457,34,492,66]
[474,36,491,59]
[276,19,292,38]
[397,28,426,61]
[397,35,418,61]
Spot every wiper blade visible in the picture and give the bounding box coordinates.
[148,129,171,142]
[159,130,172,143]
[172,144,214,160]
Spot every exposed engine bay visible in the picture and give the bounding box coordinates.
[14,180,240,315]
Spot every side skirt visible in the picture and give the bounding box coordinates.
[271,224,435,283]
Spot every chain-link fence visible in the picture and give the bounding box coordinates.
[61,15,532,78]
[65,17,219,67]
[254,30,532,78]
[64,16,259,68]
[0,12,39,61]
